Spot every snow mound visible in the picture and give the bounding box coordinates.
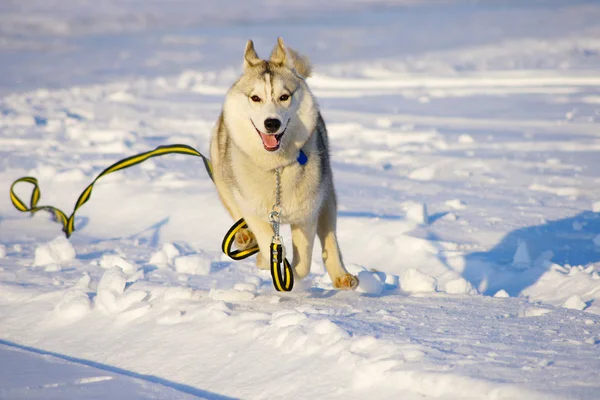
[512,240,531,269]
[356,270,384,295]
[149,243,180,267]
[563,295,586,310]
[445,199,466,210]
[95,267,147,314]
[403,202,429,224]
[174,254,211,276]
[54,289,92,320]
[33,236,76,267]
[444,277,478,295]
[99,254,138,276]
[494,290,510,298]
[401,269,437,293]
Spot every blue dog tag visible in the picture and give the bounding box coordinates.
[297,149,308,165]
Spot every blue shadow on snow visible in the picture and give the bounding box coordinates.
[462,211,600,297]
[0,339,239,400]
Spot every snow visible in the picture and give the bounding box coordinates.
[33,236,76,267]
[400,269,438,294]
[564,295,587,311]
[174,254,212,276]
[1,0,600,399]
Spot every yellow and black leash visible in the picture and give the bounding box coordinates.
[9,144,294,291]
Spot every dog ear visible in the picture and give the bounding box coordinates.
[244,40,261,70]
[270,37,312,78]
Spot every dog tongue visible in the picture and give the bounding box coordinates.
[260,133,279,149]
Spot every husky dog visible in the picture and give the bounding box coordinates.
[210,38,358,290]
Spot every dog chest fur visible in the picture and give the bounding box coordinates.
[229,141,324,225]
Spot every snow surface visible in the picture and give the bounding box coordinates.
[1,0,600,399]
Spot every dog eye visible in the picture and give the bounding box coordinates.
[250,95,261,102]
[279,94,290,101]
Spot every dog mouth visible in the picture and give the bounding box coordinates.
[251,120,288,152]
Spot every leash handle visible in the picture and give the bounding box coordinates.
[221,218,294,291]
[221,218,260,260]
[270,241,294,292]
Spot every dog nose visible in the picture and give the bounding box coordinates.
[264,118,281,133]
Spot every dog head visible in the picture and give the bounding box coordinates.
[223,38,318,165]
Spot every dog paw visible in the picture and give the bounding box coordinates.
[235,228,257,250]
[333,274,359,290]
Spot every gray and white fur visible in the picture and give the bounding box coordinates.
[210,38,358,289]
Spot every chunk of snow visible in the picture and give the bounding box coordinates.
[356,271,384,295]
[95,267,147,314]
[512,240,531,269]
[584,265,595,274]
[404,201,429,224]
[563,295,586,310]
[99,254,138,275]
[149,243,181,267]
[494,290,510,298]
[458,134,475,144]
[54,290,91,320]
[445,199,467,210]
[148,250,169,267]
[409,167,435,181]
[375,118,392,128]
[162,243,180,262]
[592,201,600,212]
[75,273,91,289]
[33,236,76,267]
[441,212,458,221]
[444,277,478,295]
[401,269,437,293]
[108,91,136,103]
[0,244,6,258]
[174,255,211,276]
[233,283,257,293]
[385,273,400,287]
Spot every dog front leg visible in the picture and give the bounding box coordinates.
[242,213,275,270]
[291,221,317,279]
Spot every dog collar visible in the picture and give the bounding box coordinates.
[297,149,308,165]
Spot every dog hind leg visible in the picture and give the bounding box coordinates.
[317,194,358,290]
